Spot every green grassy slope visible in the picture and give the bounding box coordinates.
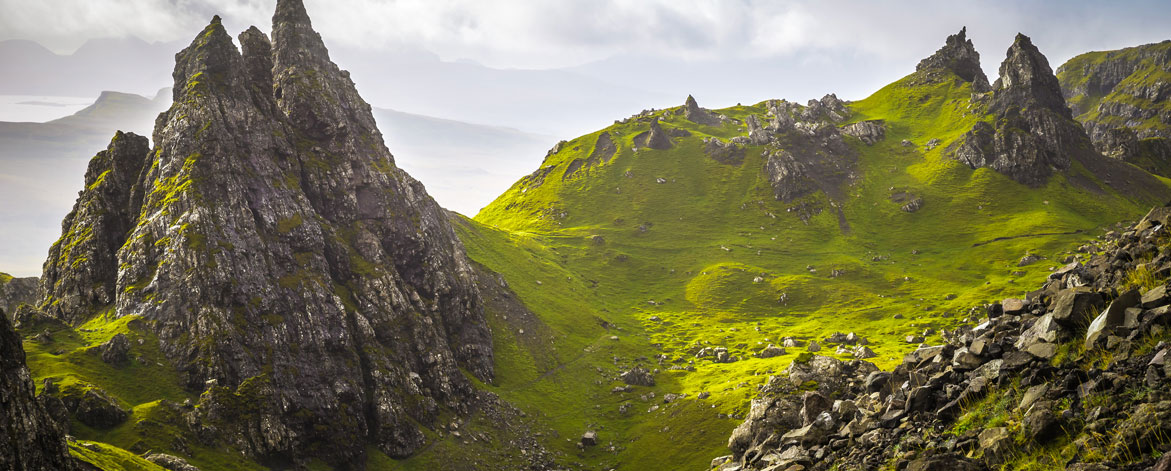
[410,70,1168,470]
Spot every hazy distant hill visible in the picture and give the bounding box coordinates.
[0,38,179,98]
[0,37,672,137]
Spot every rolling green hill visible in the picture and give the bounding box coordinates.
[404,31,1170,470]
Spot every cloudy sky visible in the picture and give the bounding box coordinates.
[3,1,1170,70]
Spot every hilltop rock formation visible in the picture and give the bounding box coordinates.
[840,120,885,145]
[1057,41,1171,175]
[0,313,77,471]
[946,34,1074,185]
[714,205,1171,470]
[989,34,1070,116]
[643,118,673,150]
[0,274,37,319]
[758,96,856,203]
[684,95,722,126]
[944,33,1167,201]
[40,131,150,325]
[33,0,493,467]
[915,27,991,92]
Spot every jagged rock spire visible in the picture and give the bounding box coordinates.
[946,31,1167,200]
[683,94,719,125]
[238,26,274,98]
[991,33,1070,116]
[645,118,672,149]
[39,1,493,467]
[916,27,991,92]
[41,132,150,325]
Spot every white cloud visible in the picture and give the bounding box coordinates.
[3,0,1170,73]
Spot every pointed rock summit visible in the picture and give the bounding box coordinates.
[645,118,673,149]
[991,33,1069,116]
[946,31,1167,201]
[35,0,493,466]
[916,27,991,92]
[684,94,720,125]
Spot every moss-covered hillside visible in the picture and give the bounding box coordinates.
[1057,41,1171,176]
[396,44,1171,470]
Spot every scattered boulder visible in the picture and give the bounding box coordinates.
[61,385,129,429]
[757,344,786,359]
[1018,253,1043,266]
[1002,298,1028,315]
[978,427,1013,463]
[144,453,201,471]
[1023,401,1061,443]
[99,333,131,365]
[1050,288,1104,327]
[1086,288,1141,349]
[840,120,885,145]
[853,346,877,359]
[620,367,655,387]
[581,431,597,447]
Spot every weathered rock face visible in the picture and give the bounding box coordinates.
[1058,41,1171,116]
[840,120,885,145]
[643,118,673,150]
[914,27,991,92]
[946,34,1075,186]
[684,94,721,126]
[1057,41,1171,174]
[0,273,38,319]
[946,33,1168,201]
[37,0,493,467]
[0,313,77,471]
[990,34,1070,116]
[40,131,151,325]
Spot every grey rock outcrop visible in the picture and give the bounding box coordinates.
[0,314,78,470]
[40,131,150,325]
[915,27,991,92]
[683,95,721,126]
[620,367,655,387]
[946,33,1169,202]
[35,1,493,467]
[840,120,885,145]
[644,118,673,150]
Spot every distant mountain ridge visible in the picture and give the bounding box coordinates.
[1057,40,1171,178]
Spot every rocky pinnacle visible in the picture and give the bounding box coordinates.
[36,0,494,466]
[991,33,1070,116]
[915,27,991,92]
